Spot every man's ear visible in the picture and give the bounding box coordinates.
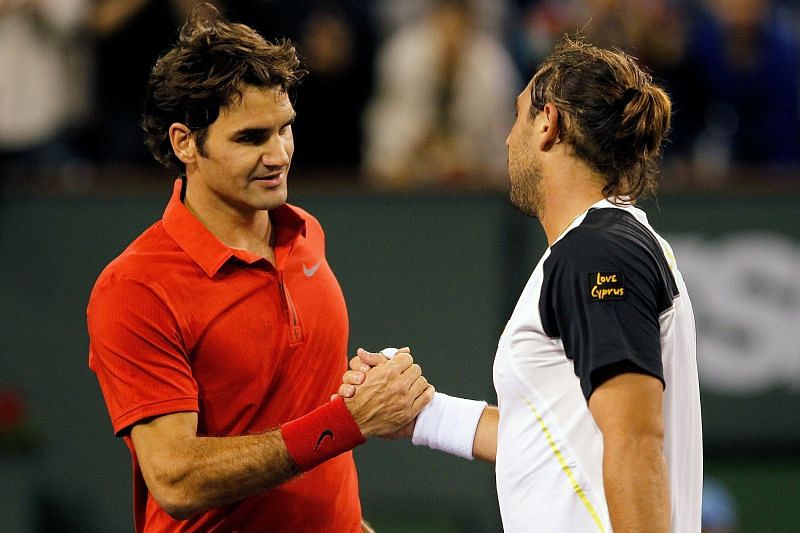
[538,103,562,151]
[169,123,196,165]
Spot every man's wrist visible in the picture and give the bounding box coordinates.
[280,396,366,472]
[411,392,486,460]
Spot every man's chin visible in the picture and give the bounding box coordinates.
[250,200,286,213]
[257,188,288,211]
[509,192,538,219]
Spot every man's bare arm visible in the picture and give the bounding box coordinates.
[131,353,433,520]
[472,406,498,463]
[131,412,294,520]
[588,372,669,533]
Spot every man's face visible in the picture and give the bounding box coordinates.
[506,80,544,218]
[191,85,296,216]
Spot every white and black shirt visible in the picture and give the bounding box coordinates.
[493,199,702,532]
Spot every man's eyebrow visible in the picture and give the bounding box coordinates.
[279,112,297,128]
[232,127,268,137]
[232,114,296,137]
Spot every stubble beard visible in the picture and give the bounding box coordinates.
[509,156,544,219]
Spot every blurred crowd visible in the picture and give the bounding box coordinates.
[1,0,799,193]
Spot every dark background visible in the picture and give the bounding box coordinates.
[1,187,798,532]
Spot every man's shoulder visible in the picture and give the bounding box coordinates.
[548,207,662,272]
[574,206,641,236]
[94,219,183,287]
[550,216,618,262]
[555,208,655,255]
[546,207,678,302]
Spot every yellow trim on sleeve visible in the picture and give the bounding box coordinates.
[521,395,607,532]
[661,241,677,272]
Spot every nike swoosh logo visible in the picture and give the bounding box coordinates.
[314,429,334,451]
[303,261,322,277]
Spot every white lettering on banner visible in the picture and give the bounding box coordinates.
[670,234,800,393]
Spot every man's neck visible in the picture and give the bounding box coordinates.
[183,186,274,259]
[539,159,606,246]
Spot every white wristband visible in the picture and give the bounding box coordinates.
[411,392,487,460]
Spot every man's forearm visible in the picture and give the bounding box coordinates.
[141,396,367,519]
[603,436,670,532]
[136,354,432,520]
[472,406,499,463]
[143,429,297,520]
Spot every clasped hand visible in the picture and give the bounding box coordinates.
[337,348,433,439]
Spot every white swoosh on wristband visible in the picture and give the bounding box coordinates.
[303,261,321,277]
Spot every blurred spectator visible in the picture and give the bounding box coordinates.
[372,0,511,38]
[6,0,797,191]
[86,0,211,166]
[363,0,520,190]
[510,1,693,153]
[702,477,739,532]
[512,0,800,188]
[681,0,800,182]
[514,0,686,68]
[0,0,91,181]
[233,0,376,176]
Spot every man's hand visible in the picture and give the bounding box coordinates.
[338,348,429,439]
[334,347,409,399]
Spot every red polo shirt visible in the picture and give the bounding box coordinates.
[88,179,361,532]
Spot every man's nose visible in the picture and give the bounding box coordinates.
[261,135,291,167]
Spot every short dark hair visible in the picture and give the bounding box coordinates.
[531,35,671,201]
[141,5,306,168]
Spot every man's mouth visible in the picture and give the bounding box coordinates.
[252,171,284,185]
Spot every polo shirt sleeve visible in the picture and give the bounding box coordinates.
[539,229,667,400]
[88,274,198,436]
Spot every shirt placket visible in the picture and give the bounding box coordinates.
[277,270,303,346]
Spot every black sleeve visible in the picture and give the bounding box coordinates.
[539,227,670,399]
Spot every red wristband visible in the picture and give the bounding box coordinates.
[280,396,366,472]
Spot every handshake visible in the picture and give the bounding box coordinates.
[335,347,430,440]
[282,346,489,474]
[335,347,487,459]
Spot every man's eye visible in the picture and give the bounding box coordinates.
[239,133,265,144]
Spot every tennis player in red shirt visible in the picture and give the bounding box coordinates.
[87,7,433,532]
